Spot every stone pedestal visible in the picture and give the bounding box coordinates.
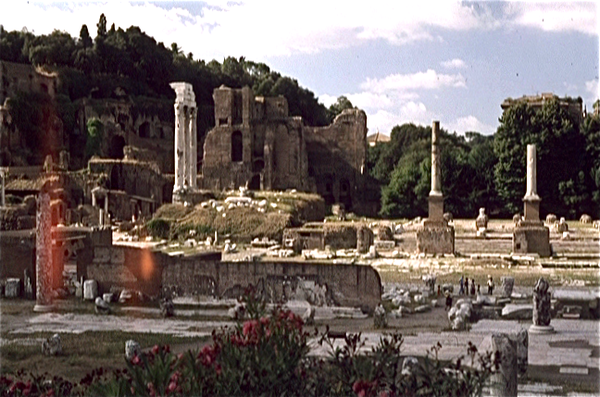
[416,220,455,254]
[513,221,551,257]
[427,194,444,222]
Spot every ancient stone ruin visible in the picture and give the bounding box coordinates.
[33,183,54,312]
[512,145,550,257]
[416,121,455,254]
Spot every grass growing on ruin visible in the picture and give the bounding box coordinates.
[0,331,208,382]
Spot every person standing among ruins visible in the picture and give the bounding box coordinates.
[445,291,453,310]
[459,275,464,295]
[470,279,476,296]
[465,277,470,295]
[487,276,494,295]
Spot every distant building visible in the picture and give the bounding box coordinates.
[501,93,583,124]
[367,131,390,147]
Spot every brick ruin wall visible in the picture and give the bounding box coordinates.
[84,246,381,310]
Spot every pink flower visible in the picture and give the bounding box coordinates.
[152,345,160,355]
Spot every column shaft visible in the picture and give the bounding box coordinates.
[430,121,441,195]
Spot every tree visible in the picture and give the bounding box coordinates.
[494,98,587,217]
[79,24,92,48]
[327,96,354,122]
[96,13,107,39]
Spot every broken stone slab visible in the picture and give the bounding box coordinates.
[224,196,252,205]
[83,280,98,300]
[414,304,432,313]
[401,356,419,375]
[302,306,315,325]
[125,340,141,360]
[374,240,395,250]
[103,293,115,303]
[474,295,497,306]
[42,334,62,356]
[5,278,21,298]
[501,303,533,320]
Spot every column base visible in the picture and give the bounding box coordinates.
[529,324,555,334]
[33,303,55,313]
[513,223,551,257]
[416,221,455,255]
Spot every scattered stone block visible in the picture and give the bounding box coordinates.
[83,280,98,300]
[579,214,592,224]
[545,214,557,224]
[302,306,315,325]
[95,296,111,314]
[401,357,419,375]
[103,293,114,303]
[125,340,141,360]
[374,239,395,250]
[414,304,431,313]
[160,297,175,317]
[501,276,515,298]
[475,208,489,229]
[42,334,62,356]
[5,278,21,298]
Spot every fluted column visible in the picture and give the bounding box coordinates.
[430,121,442,196]
[189,107,198,188]
[523,144,541,221]
[174,103,185,191]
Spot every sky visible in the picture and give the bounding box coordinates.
[2,1,598,136]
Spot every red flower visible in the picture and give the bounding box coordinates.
[152,345,160,355]
[215,363,222,376]
[167,381,177,393]
[131,355,141,365]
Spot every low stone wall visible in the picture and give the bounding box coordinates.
[84,246,382,310]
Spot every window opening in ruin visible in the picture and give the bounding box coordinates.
[219,118,228,126]
[109,135,126,159]
[139,121,151,138]
[252,159,264,173]
[249,174,261,190]
[233,93,242,125]
[110,166,121,190]
[231,131,243,162]
[340,179,352,210]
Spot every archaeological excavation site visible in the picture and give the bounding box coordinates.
[0,13,599,396]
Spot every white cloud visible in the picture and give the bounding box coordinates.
[367,102,435,134]
[318,94,338,108]
[505,2,597,36]
[445,115,496,135]
[441,58,466,69]
[585,79,599,100]
[361,70,466,94]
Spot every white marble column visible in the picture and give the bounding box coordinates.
[430,121,442,196]
[524,144,540,200]
[174,103,185,191]
[189,107,197,188]
[170,82,197,200]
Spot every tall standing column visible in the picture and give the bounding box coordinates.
[174,103,184,192]
[430,121,442,196]
[189,107,198,188]
[34,189,54,312]
[523,144,541,221]
[428,121,443,221]
[170,82,197,202]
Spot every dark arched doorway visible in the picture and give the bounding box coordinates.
[109,135,126,159]
[231,131,243,162]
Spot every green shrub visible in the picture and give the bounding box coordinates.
[145,218,171,239]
